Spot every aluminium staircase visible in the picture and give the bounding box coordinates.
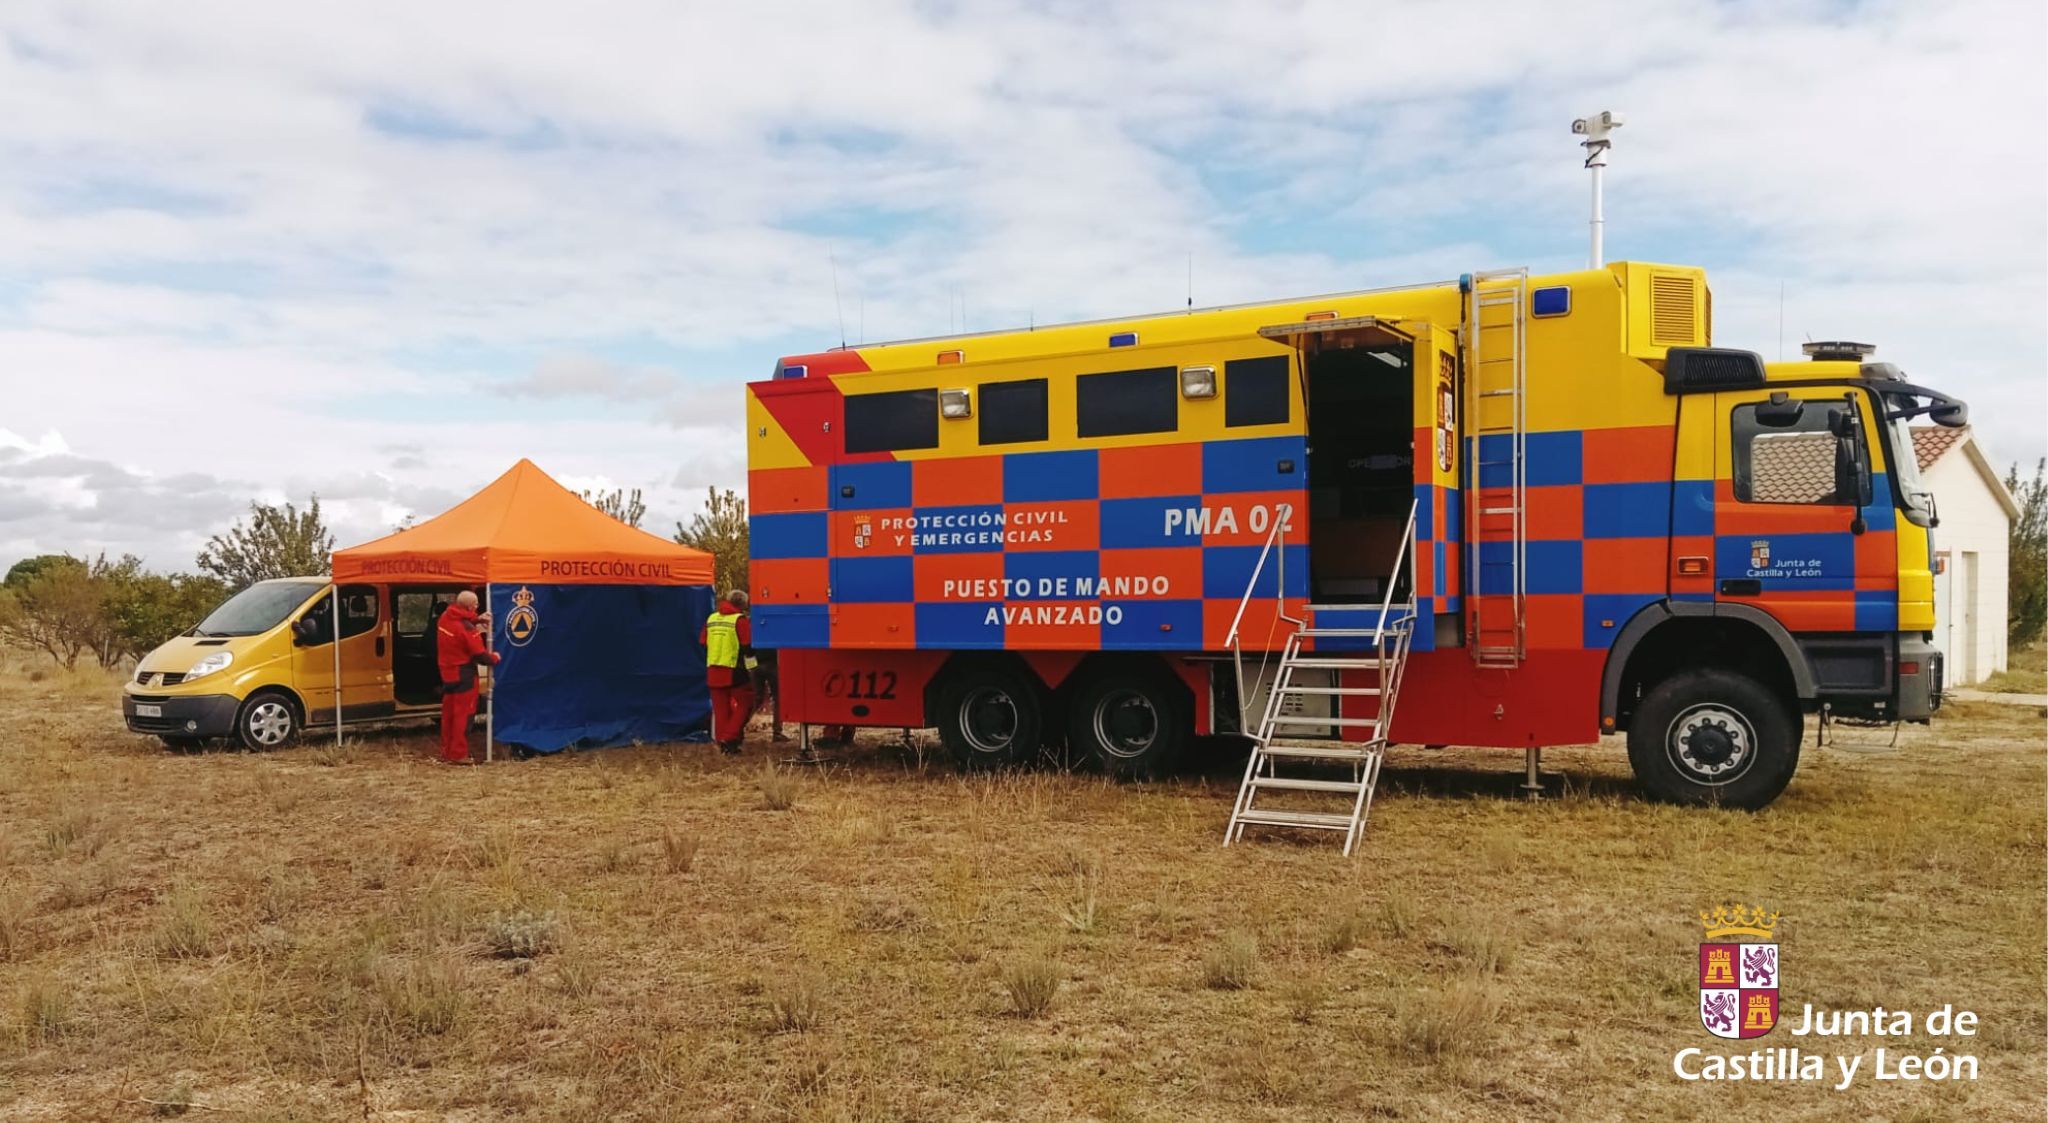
[1224,501,1418,856]
[1465,268,1528,668]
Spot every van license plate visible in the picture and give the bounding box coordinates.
[135,704,162,717]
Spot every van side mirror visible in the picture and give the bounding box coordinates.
[1754,392,1805,428]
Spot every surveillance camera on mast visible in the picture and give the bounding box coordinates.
[1571,110,1626,141]
[1571,110,1625,268]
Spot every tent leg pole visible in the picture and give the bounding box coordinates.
[485,584,495,764]
[333,581,343,751]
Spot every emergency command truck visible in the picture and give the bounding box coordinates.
[744,262,1966,844]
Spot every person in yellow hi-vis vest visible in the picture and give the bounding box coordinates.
[699,590,756,754]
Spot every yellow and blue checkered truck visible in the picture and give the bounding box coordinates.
[743,263,1965,811]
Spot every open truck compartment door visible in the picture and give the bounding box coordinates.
[1255,316,1463,652]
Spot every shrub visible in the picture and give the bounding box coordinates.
[153,885,215,959]
[1056,865,1101,934]
[1438,912,1512,975]
[1281,968,1330,1024]
[1398,977,1501,1057]
[1001,955,1061,1018]
[148,1085,195,1116]
[662,827,700,874]
[482,910,559,959]
[766,971,824,1033]
[376,956,467,1037]
[757,764,799,811]
[17,975,72,1043]
[1320,908,1366,955]
[1202,931,1258,990]
[0,891,30,961]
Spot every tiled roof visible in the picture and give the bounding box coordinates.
[1910,426,1966,471]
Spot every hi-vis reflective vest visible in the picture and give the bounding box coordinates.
[704,611,742,669]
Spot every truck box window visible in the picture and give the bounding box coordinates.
[1225,355,1291,427]
[1077,366,1177,438]
[1732,402,1859,505]
[845,388,939,454]
[978,378,1049,445]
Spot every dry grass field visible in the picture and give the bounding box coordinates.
[0,660,2042,1122]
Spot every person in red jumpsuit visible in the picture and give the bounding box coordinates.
[436,590,500,764]
[700,590,756,754]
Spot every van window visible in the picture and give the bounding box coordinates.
[192,582,322,637]
[978,378,1049,445]
[845,388,939,454]
[295,585,381,644]
[1732,402,1860,505]
[1225,355,1291,427]
[1077,366,1177,438]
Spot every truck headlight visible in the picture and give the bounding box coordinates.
[185,651,234,681]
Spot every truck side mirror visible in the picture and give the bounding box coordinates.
[1833,419,1874,510]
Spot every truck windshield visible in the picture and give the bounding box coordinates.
[192,582,322,637]
[1881,395,1936,526]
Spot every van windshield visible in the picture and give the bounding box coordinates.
[192,583,322,637]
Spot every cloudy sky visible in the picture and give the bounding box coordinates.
[2,0,2043,573]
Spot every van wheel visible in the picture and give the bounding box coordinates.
[1627,669,1799,810]
[236,691,299,751]
[1069,665,1190,780]
[935,666,1043,771]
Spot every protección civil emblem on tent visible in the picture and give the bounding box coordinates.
[1698,904,1779,1039]
[505,586,541,648]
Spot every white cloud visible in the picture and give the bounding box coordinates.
[0,0,2040,571]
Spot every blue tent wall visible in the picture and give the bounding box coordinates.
[488,583,713,752]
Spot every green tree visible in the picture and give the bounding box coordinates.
[582,487,647,529]
[0,559,106,668]
[4,554,83,588]
[674,486,748,595]
[197,497,333,590]
[103,568,228,661]
[2006,459,2046,648]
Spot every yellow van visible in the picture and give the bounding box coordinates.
[122,578,477,750]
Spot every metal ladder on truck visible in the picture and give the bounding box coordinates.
[1466,268,1528,668]
[1224,501,1418,856]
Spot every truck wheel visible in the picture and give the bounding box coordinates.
[1069,666,1189,780]
[935,666,1043,771]
[236,691,299,752]
[1627,669,1799,810]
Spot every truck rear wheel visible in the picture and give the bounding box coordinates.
[1627,669,1799,810]
[934,666,1043,771]
[1068,666,1189,780]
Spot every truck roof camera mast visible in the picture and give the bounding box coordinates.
[1572,111,1625,268]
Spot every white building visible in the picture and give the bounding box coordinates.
[1914,427,2017,685]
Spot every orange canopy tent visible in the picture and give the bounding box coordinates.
[332,460,717,756]
[333,458,712,586]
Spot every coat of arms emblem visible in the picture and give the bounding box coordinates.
[1698,904,1780,1039]
[505,586,540,648]
[1750,539,1771,569]
[852,514,873,551]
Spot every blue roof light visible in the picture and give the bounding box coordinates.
[778,364,809,379]
[1108,332,1138,347]
[1531,286,1571,317]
